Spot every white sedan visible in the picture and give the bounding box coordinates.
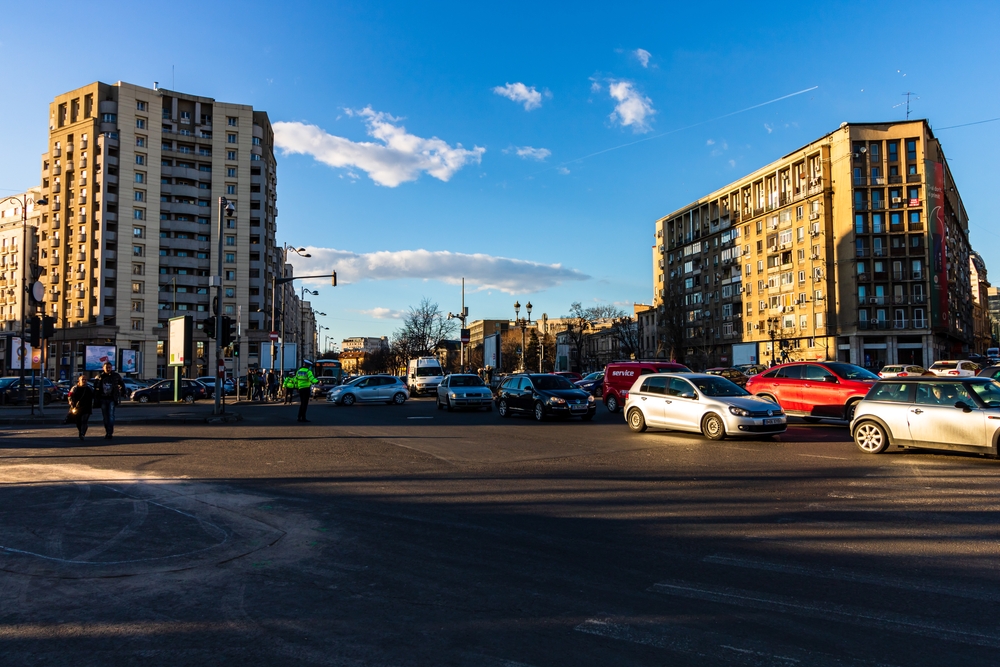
[436,374,493,411]
[927,360,980,377]
[624,373,786,440]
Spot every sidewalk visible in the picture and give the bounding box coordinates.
[0,401,244,427]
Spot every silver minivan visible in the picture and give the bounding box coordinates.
[852,377,1000,455]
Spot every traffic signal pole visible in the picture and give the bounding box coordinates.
[214,198,234,416]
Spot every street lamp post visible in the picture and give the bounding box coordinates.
[1,193,47,405]
[447,278,468,372]
[300,287,318,365]
[539,313,548,372]
[513,300,533,372]
[214,197,235,416]
[271,244,311,374]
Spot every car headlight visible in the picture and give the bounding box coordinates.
[729,406,752,417]
[549,396,566,405]
[588,395,596,403]
[449,392,458,398]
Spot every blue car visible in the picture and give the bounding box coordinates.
[574,371,604,397]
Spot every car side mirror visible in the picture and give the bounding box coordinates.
[680,391,697,400]
[824,375,839,383]
[955,400,974,413]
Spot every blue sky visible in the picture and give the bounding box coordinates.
[2,1,999,348]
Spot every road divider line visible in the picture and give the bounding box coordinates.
[650,579,1000,648]
[703,553,1000,603]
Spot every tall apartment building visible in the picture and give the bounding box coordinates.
[0,187,42,338]
[653,120,976,370]
[37,81,280,379]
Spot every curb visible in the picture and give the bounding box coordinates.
[0,413,244,428]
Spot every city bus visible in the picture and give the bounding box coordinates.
[313,359,344,383]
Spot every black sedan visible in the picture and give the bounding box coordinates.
[495,373,597,421]
[0,376,60,405]
[131,379,207,403]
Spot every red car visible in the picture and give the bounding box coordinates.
[553,371,583,383]
[744,361,879,422]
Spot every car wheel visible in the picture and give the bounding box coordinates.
[627,408,646,432]
[606,394,619,413]
[756,393,778,404]
[436,397,443,410]
[534,402,545,422]
[803,417,822,423]
[445,397,454,412]
[184,395,195,404]
[844,399,861,421]
[342,394,356,406]
[392,392,406,405]
[854,420,889,454]
[702,413,726,440]
[498,399,510,417]
[596,387,603,398]
[138,395,149,403]
[43,394,52,405]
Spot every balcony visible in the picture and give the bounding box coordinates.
[892,271,908,281]
[913,319,928,329]
[856,273,870,282]
[911,295,927,304]
[893,319,909,329]
[906,174,921,183]
[911,271,924,281]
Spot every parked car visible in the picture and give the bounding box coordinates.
[553,371,584,383]
[852,377,1000,455]
[877,365,927,378]
[927,360,980,377]
[312,377,341,399]
[705,367,749,388]
[0,376,60,405]
[624,373,786,439]
[978,366,1000,381]
[327,375,409,405]
[437,374,493,411]
[575,371,605,397]
[602,361,692,413]
[495,373,596,421]
[122,378,147,398]
[195,376,235,397]
[744,361,879,422]
[131,379,207,403]
[735,364,767,377]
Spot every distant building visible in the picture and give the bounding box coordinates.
[341,336,389,354]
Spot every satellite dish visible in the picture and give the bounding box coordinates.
[30,281,45,304]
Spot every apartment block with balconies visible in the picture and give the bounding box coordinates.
[654,120,977,370]
[36,81,280,379]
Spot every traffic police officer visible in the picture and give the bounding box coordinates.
[283,373,296,404]
[294,362,318,422]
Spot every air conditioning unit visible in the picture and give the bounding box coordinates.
[768,246,778,253]
[810,253,820,259]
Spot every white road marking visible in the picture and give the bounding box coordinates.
[406,417,434,420]
[798,454,849,460]
[704,553,1000,603]
[650,579,1000,648]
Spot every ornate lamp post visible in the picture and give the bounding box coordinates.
[513,300,533,372]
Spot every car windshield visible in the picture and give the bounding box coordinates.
[345,377,365,386]
[0,378,17,388]
[450,376,485,387]
[415,368,442,377]
[930,362,957,370]
[970,381,1000,408]
[691,377,750,397]
[825,363,879,380]
[581,372,601,382]
[530,375,574,390]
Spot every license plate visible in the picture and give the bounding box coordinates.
[763,418,782,425]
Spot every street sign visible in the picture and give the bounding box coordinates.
[460,328,470,344]
[269,331,279,342]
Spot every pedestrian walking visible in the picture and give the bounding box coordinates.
[66,374,94,440]
[93,362,127,439]
[294,361,318,422]
[283,373,296,404]
[266,370,278,402]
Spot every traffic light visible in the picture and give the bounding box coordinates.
[204,316,217,338]
[232,342,240,357]
[220,316,236,347]
[331,272,337,287]
[41,315,55,340]
[27,317,41,347]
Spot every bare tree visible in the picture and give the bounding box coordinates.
[396,298,456,356]
[564,302,629,371]
[610,316,640,359]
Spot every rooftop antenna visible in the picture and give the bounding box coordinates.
[893,92,919,120]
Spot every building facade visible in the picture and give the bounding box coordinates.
[341,336,389,354]
[654,120,976,371]
[0,188,42,335]
[36,81,280,379]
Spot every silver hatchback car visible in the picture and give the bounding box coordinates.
[624,373,786,440]
[852,377,1000,455]
[327,375,409,405]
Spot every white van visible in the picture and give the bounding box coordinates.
[407,357,444,396]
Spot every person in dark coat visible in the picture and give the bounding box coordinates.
[67,374,95,440]
[93,362,127,439]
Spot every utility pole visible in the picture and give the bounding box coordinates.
[214,197,235,416]
[447,278,469,372]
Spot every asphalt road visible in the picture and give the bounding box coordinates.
[2,396,999,666]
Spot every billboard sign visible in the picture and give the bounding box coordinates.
[9,337,32,370]
[927,160,948,330]
[168,315,193,367]
[84,345,116,371]
[121,349,138,374]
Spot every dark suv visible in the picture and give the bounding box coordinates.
[495,373,596,421]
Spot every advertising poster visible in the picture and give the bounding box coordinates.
[169,316,187,366]
[84,345,117,371]
[9,337,32,370]
[121,349,138,374]
[927,159,948,329]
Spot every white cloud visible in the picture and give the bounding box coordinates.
[492,82,543,110]
[633,48,652,67]
[706,139,715,146]
[290,247,589,294]
[764,123,773,134]
[358,307,407,320]
[273,108,485,187]
[728,159,736,168]
[607,80,655,133]
[556,167,570,175]
[504,145,551,161]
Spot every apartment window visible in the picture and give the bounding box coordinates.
[905,139,917,161]
[227,117,238,126]
[756,221,762,234]
[225,252,236,263]
[198,200,210,207]
[225,270,236,280]
[227,133,238,144]
[131,300,144,312]
[908,211,921,229]
[133,227,144,238]
[132,281,143,293]
[225,287,235,297]
[796,227,804,242]
[798,270,805,283]
[131,319,143,331]
[133,263,144,274]
[888,141,899,162]
[135,172,145,184]
[226,184,236,195]
[134,209,145,220]
[136,101,147,111]
[102,113,116,123]
[136,118,146,130]
[227,167,237,177]
[250,154,260,161]
[136,136,146,147]
[225,304,235,315]
[252,136,262,146]
[225,236,236,246]
[133,245,144,256]
[815,313,824,328]
[134,191,145,202]
[227,151,237,160]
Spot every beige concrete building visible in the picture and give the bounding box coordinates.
[36,81,281,379]
[341,336,389,354]
[654,120,976,370]
[0,187,42,336]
